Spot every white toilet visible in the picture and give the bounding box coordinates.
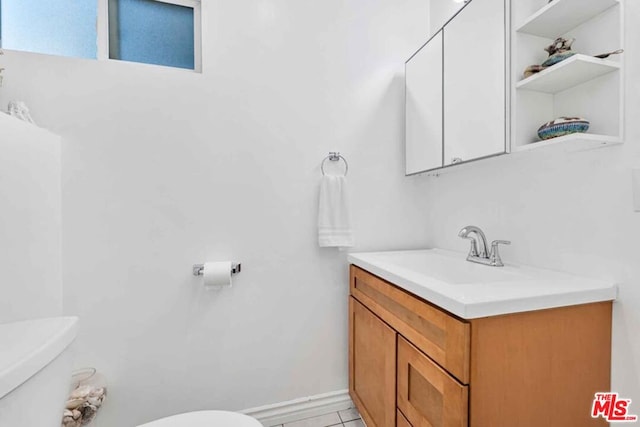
[137,410,263,427]
[0,316,261,427]
[0,316,79,427]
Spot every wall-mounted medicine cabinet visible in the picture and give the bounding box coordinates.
[405,0,507,175]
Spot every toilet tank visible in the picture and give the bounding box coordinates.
[0,317,79,427]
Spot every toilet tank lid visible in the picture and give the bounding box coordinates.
[0,316,78,399]
[137,411,263,427]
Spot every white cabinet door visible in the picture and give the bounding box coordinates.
[443,0,505,165]
[405,30,443,174]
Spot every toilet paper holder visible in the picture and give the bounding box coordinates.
[192,263,242,276]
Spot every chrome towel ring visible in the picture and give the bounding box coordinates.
[321,152,349,176]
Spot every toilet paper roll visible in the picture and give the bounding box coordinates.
[203,261,233,290]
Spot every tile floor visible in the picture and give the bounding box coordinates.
[271,407,364,427]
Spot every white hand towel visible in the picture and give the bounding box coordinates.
[318,175,354,248]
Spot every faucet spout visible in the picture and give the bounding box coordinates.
[458,225,489,258]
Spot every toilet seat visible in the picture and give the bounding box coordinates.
[137,410,263,427]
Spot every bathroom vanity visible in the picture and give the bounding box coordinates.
[348,249,616,427]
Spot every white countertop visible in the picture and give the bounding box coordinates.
[348,249,617,319]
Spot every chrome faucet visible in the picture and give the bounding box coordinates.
[458,225,510,267]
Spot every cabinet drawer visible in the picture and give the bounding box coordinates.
[350,266,470,383]
[397,410,412,427]
[398,336,468,427]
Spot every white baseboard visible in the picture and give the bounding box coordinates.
[241,389,353,426]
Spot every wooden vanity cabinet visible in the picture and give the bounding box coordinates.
[349,265,612,427]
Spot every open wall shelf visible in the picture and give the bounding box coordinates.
[513,133,622,153]
[516,0,619,38]
[516,54,620,94]
[510,0,623,153]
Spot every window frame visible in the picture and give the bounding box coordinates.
[97,0,201,72]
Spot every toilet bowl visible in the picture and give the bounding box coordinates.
[137,410,262,427]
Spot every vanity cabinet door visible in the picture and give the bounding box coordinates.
[397,410,412,427]
[443,0,505,165]
[397,336,468,427]
[405,30,444,174]
[349,297,396,427]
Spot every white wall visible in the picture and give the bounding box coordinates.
[416,1,640,404]
[0,1,430,426]
[0,114,62,324]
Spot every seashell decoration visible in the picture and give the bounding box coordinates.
[8,101,36,124]
[61,369,107,427]
[62,409,82,427]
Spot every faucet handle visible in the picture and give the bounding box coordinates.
[489,240,511,267]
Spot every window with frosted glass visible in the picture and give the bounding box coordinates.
[0,0,97,59]
[108,0,196,70]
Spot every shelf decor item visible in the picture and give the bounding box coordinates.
[62,368,108,427]
[537,116,590,140]
[7,101,36,124]
[594,48,624,59]
[521,37,577,78]
[513,0,622,152]
[524,64,546,78]
[541,37,576,67]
